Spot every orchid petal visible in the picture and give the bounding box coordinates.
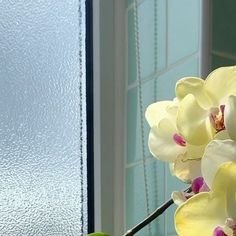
[175,162,236,236]
[175,192,227,236]
[148,118,185,162]
[176,77,213,109]
[184,144,205,160]
[177,94,214,145]
[214,130,230,140]
[173,155,201,183]
[212,162,236,217]
[225,95,236,141]
[201,140,236,188]
[205,66,236,105]
[145,100,178,127]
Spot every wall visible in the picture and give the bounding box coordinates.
[211,0,236,69]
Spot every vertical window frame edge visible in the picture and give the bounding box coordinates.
[92,0,126,234]
[86,0,95,233]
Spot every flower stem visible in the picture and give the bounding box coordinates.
[123,187,191,236]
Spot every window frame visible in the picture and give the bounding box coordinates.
[93,0,126,235]
[86,0,95,233]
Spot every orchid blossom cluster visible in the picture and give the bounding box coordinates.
[145,66,236,236]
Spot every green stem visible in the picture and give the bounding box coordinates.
[123,187,192,236]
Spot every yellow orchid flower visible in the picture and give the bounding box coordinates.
[175,162,236,236]
[201,95,236,188]
[145,100,184,163]
[176,66,236,146]
[145,97,229,182]
[145,67,236,182]
[145,100,204,182]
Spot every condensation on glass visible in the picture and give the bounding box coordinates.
[0,0,87,235]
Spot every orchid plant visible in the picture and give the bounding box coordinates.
[89,66,236,236]
[145,66,236,236]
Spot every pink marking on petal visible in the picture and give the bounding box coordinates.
[213,226,227,236]
[191,177,204,194]
[199,182,210,192]
[232,224,236,232]
[173,133,186,147]
[220,104,225,114]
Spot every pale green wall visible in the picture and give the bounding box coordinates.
[211,0,236,69]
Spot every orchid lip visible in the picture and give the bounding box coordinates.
[213,218,236,236]
[213,226,226,236]
[173,133,186,147]
[210,104,226,133]
[191,177,203,194]
[191,177,210,194]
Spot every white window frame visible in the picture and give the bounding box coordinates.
[93,0,126,235]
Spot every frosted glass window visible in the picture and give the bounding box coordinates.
[0,0,89,235]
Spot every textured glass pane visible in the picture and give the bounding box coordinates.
[0,0,87,235]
